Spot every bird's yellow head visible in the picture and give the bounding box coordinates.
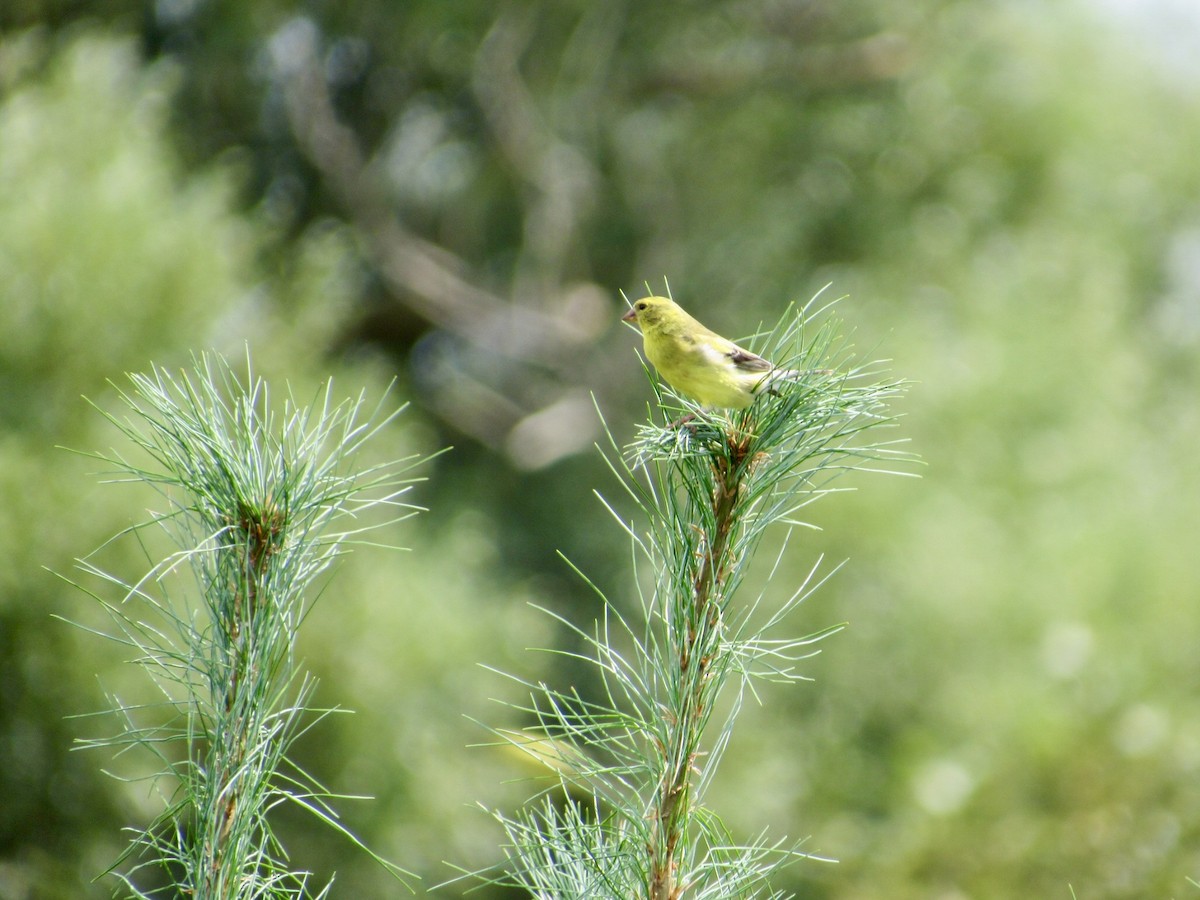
[621,296,676,331]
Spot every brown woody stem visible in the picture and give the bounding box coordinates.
[648,431,750,900]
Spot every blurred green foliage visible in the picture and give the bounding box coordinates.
[1,1,1199,897]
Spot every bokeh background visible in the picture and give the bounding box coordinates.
[2,1,1200,897]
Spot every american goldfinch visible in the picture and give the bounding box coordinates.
[622,295,800,409]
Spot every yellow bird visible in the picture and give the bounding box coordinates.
[622,295,799,409]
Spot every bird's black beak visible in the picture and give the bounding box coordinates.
[621,307,637,323]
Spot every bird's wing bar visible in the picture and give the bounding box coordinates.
[726,346,773,372]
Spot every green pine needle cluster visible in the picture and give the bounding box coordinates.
[478,297,914,899]
[62,352,424,898]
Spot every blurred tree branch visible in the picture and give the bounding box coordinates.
[473,9,601,295]
[272,18,571,358]
[270,17,612,464]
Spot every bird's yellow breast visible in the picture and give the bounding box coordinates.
[642,330,761,409]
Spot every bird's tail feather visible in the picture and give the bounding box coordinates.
[759,367,833,395]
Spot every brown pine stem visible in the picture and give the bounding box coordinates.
[648,428,752,900]
[202,499,284,895]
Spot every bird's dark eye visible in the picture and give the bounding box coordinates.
[637,301,647,310]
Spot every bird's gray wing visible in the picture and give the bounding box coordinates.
[726,346,772,372]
